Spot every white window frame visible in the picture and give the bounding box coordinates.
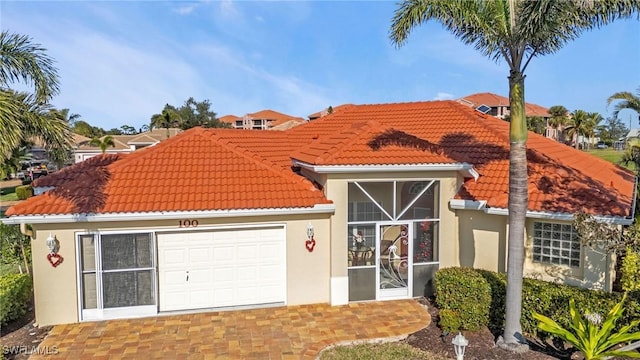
[76,230,157,322]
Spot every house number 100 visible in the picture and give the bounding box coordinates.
[179,220,199,228]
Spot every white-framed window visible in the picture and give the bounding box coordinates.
[532,222,581,267]
[348,201,384,222]
[78,232,156,320]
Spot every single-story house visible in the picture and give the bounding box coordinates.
[2,100,635,326]
[73,128,182,163]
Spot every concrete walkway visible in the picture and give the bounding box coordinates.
[31,299,430,359]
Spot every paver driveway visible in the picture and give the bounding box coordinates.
[31,299,430,359]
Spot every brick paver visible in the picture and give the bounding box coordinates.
[31,299,430,359]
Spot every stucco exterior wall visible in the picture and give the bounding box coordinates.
[30,213,331,326]
[455,210,507,272]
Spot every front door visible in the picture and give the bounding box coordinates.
[377,223,411,299]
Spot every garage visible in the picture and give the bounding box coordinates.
[157,226,286,312]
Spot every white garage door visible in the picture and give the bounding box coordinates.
[157,227,286,312]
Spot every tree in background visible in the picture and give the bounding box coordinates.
[151,104,183,138]
[564,110,602,149]
[390,0,639,349]
[598,117,629,145]
[72,120,105,138]
[608,86,640,121]
[150,98,230,133]
[0,31,72,161]
[119,125,137,135]
[177,97,229,129]
[89,135,115,154]
[548,105,570,142]
[526,116,546,135]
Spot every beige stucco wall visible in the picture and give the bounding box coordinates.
[455,210,507,272]
[455,213,614,291]
[30,213,331,326]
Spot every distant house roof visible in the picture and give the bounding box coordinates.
[219,110,306,129]
[7,100,634,221]
[75,128,182,151]
[626,129,640,139]
[458,92,551,118]
[307,104,353,120]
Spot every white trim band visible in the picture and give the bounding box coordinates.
[1,204,336,225]
[292,161,479,180]
[449,199,633,225]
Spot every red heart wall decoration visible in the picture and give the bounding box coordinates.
[305,238,316,252]
[47,253,64,268]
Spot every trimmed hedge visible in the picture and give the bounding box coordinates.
[0,274,32,325]
[15,185,33,200]
[434,267,491,331]
[436,268,640,336]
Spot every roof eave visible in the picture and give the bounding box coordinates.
[1,204,336,225]
[450,200,634,225]
[293,160,479,180]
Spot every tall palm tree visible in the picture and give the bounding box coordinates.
[0,31,72,161]
[89,135,115,154]
[390,0,639,348]
[608,87,640,120]
[150,104,182,138]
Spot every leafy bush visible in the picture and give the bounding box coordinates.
[472,269,640,337]
[438,309,462,333]
[621,247,640,291]
[14,185,32,200]
[0,274,32,325]
[434,267,491,331]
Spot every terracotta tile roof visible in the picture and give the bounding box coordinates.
[307,104,354,120]
[219,115,240,124]
[5,100,633,220]
[459,92,550,117]
[288,100,634,218]
[7,128,330,216]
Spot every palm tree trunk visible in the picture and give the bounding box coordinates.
[503,69,527,345]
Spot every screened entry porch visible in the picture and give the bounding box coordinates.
[347,180,440,301]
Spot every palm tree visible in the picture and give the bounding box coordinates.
[0,31,72,161]
[89,135,115,154]
[608,87,640,120]
[564,110,601,149]
[548,105,569,142]
[150,104,182,138]
[390,0,639,348]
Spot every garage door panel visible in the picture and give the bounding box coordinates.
[158,227,285,312]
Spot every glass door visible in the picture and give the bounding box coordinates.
[377,223,411,299]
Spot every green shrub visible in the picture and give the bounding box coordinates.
[474,268,640,337]
[15,185,32,200]
[0,274,32,325]
[621,247,640,291]
[434,267,491,331]
[438,309,462,333]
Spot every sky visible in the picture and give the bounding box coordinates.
[2,1,639,131]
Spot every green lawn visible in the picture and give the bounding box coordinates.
[0,186,18,202]
[319,343,448,360]
[586,149,635,171]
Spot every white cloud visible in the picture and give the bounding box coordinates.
[174,5,196,15]
[433,92,454,100]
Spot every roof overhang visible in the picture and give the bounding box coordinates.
[449,199,634,225]
[0,204,335,225]
[292,161,479,180]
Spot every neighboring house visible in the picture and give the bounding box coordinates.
[219,110,306,130]
[626,129,640,147]
[73,128,182,163]
[458,92,555,138]
[2,100,634,327]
